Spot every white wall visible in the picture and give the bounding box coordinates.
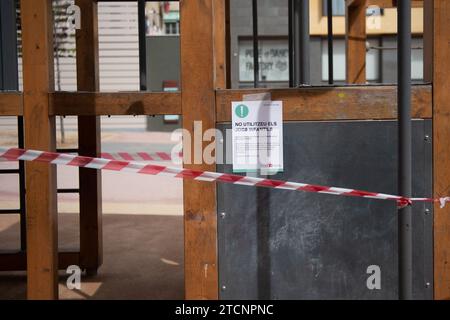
[18,1,140,92]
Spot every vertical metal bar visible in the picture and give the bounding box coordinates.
[138,0,147,91]
[292,0,311,86]
[252,0,259,88]
[293,0,300,85]
[0,12,3,90]
[299,0,310,84]
[327,0,333,84]
[288,0,294,87]
[18,117,26,251]
[398,0,413,300]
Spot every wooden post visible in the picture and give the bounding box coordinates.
[213,0,228,89]
[75,0,103,276]
[346,0,367,84]
[225,0,231,89]
[433,0,450,300]
[180,0,218,299]
[20,0,58,300]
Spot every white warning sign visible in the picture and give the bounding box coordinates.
[231,100,283,174]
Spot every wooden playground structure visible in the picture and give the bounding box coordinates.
[0,0,449,300]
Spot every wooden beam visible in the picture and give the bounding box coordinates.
[347,0,365,7]
[20,0,58,300]
[50,92,181,116]
[216,85,432,122]
[0,252,80,272]
[0,92,22,116]
[433,0,450,300]
[225,0,231,89]
[366,0,394,7]
[346,0,367,84]
[213,0,227,89]
[75,0,103,276]
[348,0,423,8]
[181,0,218,300]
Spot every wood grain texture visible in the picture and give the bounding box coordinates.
[0,92,22,116]
[216,85,432,122]
[181,0,218,300]
[433,0,450,300]
[346,0,367,84]
[20,0,58,300]
[75,0,103,275]
[50,92,181,116]
[213,0,227,89]
[0,252,80,272]
[365,0,423,7]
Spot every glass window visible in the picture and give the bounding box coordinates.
[322,0,384,17]
[321,38,380,82]
[411,38,423,80]
[164,22,179,35]
[322,0,346,16]
[238,38,289,83]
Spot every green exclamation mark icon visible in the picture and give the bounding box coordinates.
[235,104,249,118]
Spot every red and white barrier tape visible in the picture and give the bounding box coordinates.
[101,152,180,162]
[1,147,448,209]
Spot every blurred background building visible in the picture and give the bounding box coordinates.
[15,0,425,126]
[16,1,425,91]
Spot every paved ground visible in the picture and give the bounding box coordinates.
[0,116,185,299]
[0,213,184,300]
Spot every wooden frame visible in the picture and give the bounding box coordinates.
[0,0,448,300]
[76,0,102,277]
[216,85,432,122]
[50,92,181,116]
[180,0,219,300]
[432,0,450,300]
[0,92,22,116]
[346,0,367,84]
[21,0,58,300]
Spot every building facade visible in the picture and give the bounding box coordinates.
[229,0,425,88]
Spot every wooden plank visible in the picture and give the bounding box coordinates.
[213,0,227,89]
[347,0,365,7]
[50,92,181,116]
[76,0,103,276]
[365,0,423,8]
[0,92,23,116]
[181,0,218,300]
[20,0,58,300]
[216,85,432,122]
[0,252,80,272]
[433,0,450,300]
[225,0,231,89]
[346,0,367,84]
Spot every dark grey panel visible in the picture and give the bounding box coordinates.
[217,120,433,300]
[0,0,19,90]
[146,36,180,92]
[146,36,181,132]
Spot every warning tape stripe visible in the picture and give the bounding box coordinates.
[0,147,447,209]
[101,152,178,162]
[0,151,180,162]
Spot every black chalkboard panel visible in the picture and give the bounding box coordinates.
[217,120,433,300]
